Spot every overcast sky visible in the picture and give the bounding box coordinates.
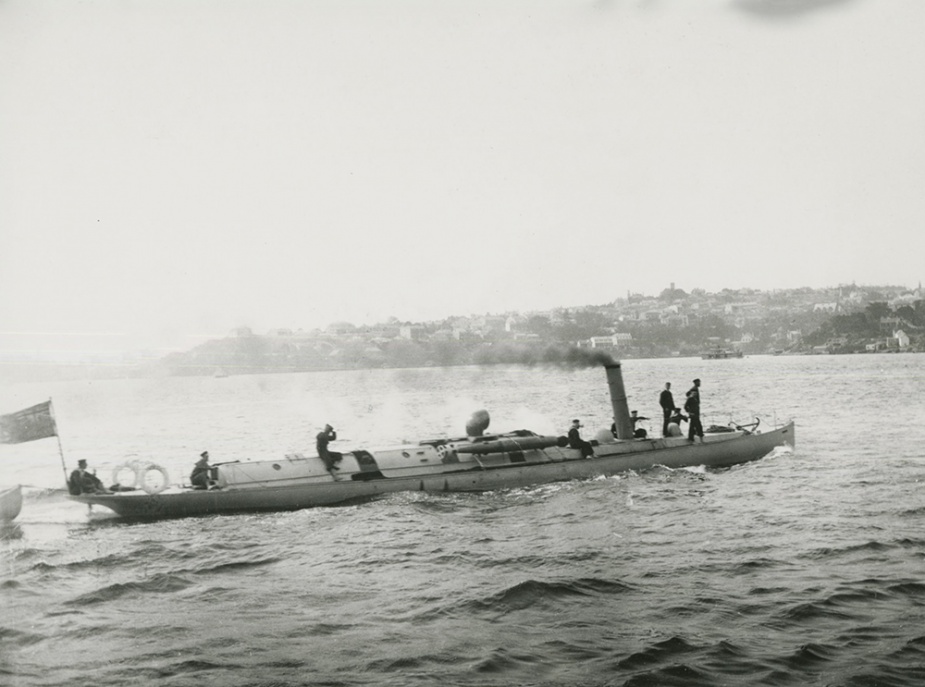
[2,0,923,361]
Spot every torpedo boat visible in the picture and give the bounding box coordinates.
[70,364,794,519]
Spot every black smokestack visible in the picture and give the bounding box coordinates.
[606,363,633,440]
[474,344,633,440]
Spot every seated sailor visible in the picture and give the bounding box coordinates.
[568,419,594,458]
[631,410,649,438]
[190,451,212,489]
[68,459,107,495]
[316,424,342,472]
[665,408,688,437]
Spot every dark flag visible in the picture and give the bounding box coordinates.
[0,401,58,444]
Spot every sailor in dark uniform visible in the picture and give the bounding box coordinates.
[316,424,341,471]
[659,382,675,436]
[685,379,704,442]
[665,408,688,437]
[68,459,106,495]
[567,419,594,458]
[631,410,649,438]
[190,451,211,489]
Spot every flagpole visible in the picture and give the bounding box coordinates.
[49,398,69,488]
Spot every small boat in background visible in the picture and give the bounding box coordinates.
[701,347,744,359]
[0,485,23,521]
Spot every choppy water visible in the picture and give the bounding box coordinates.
[2,354,924,687]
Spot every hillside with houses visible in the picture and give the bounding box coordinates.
[157,283,924,376]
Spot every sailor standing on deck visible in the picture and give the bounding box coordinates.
[685,379,704,442]
[316,424,341,472]
[659,382,675,437]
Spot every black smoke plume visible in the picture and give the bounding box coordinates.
[473,343,616,369]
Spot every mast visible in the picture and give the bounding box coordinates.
[48,398,69,487]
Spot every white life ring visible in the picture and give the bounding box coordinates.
[140,464,170,494]
[112,461,142,489]
[110,460,170,494]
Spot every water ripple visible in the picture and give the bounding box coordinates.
[4,358,925,687]
[66,573,194,606]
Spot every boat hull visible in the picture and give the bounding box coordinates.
[0,485,23,521]
[70,422,794,519]
[702,350,744,359]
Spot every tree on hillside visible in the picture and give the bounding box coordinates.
[915,300,925,326]
[567,310,611,340]
[894,305,916,325]
[524,315,554,338]
[658,287,688,301]
[685,314,738,343]
[431,339,469,367]
[865,302,891,325]
[383,339,429,367]
[895,303,925,328]
[833,312,873,337]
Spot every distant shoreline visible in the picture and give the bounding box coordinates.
[2,349,920,385]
